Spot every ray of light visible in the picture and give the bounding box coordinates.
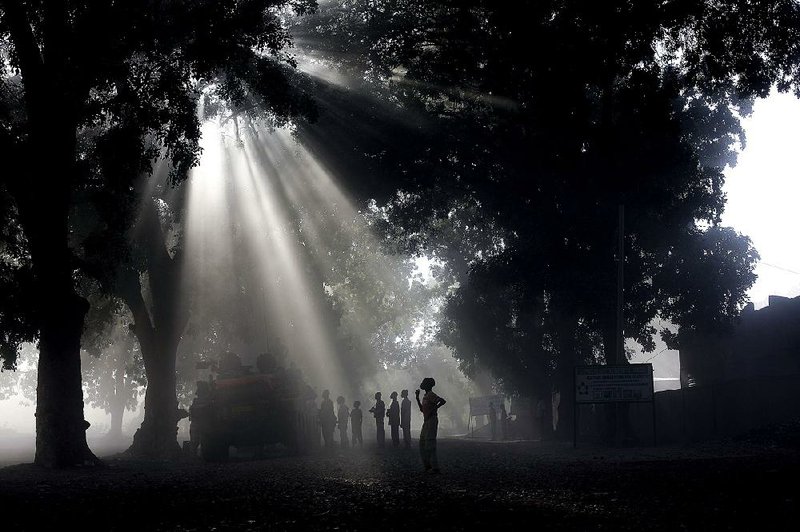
[179,117,412,398]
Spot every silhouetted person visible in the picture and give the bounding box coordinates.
[319,389,337,449]
[351,400,363,447]
[500,402,509,440]
[305,386,320,448]
[400,389,412,448]
[387,391,401,447]
[189,380,211,456]
[488,402,497,441]
[369,392,386,448]
[337,396,350,449]
[416,377,446,473]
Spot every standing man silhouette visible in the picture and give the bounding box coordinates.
[387,391,401,447]
[336,396,350,449]
[369,392,386,448]
[319,389,337,449]
[416,378,446,473]
[400,389,412,448]
[351,400,363,448]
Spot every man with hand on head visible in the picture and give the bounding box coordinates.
[416,378,446,473]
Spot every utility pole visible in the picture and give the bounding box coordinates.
[614,204,625,446]
[616,204,625,364]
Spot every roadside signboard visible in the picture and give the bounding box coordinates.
[574,364,654,404]
[573,363,656,448]
[468,394,504,416]
[467,394,505,437]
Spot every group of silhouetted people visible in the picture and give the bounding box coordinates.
[316,378,446,473]
[317,389,364,449]
[368,389,413,448]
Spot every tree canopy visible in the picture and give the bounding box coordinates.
[293,1,780,408]
[1,0,320,466]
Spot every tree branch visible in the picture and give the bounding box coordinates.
[42,0,68,71]
[1,0,44,85]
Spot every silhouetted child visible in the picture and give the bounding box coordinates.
[351,401,363,447]
[400,389,412,448]
[416,377,446,473]
[369,392,386,448]
[336,396,350,449]
[387,391,401,447]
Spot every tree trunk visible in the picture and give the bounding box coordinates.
[17,194,97,467]
[108,396,125,440]
[119,272,185,459]
[34,285,95,466]
[128,335,182,458]
[121,199,188,459]
[107,349,127,440]
[11,128,98,467]
[541,393,555,441]
[554,320,577,442]
[4,0,98,468]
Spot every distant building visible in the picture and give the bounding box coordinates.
[679,295,800,387]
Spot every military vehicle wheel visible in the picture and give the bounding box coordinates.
[200,433,229,462]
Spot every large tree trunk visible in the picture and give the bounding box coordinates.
[128,335,182,458]
[108,396,125,440]
[10,111,98,466]
[107,345,128,440]
[3,2,98,466]
[120,199,188,459]
[15,185,97,467]
[554,317,577,442]
[119,267,186,459]
[34,275,95,466]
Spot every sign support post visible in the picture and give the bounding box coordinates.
[573,372,579,449]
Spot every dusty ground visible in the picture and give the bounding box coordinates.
[1,433,798,531]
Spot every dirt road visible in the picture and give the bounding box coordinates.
[1,438,797,531]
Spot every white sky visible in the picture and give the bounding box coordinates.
[721,90,800,308]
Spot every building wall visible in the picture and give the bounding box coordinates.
[680,295,800,387]
[652,373,800,443]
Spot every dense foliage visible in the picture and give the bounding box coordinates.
[294,1,784,405]
[1,0,320,465]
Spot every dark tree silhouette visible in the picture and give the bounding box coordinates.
[293,0,786,437]
[0,0,316,466]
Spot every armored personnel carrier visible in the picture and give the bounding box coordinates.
[189,352,317,461]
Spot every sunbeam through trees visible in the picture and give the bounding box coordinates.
[2,1,800,529]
